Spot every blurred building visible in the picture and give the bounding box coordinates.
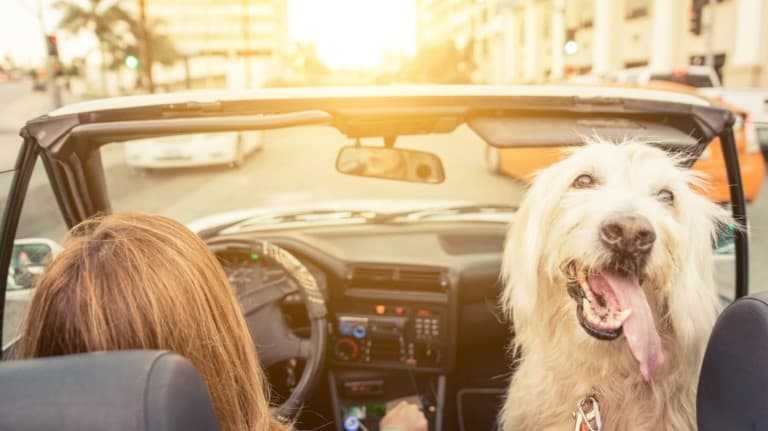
[144,0,288,89]
[417,0,768,87]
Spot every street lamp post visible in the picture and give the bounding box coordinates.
[35,0,62,108]
[706,0,715,68]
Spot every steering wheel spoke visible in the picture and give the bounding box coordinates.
[260,335,312,367]
[238,276,300,315]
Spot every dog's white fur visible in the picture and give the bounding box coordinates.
[499,138,730,430]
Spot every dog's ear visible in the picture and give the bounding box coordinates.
[500,165,565,332]
[666,182,732,358]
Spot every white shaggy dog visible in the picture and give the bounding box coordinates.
[499,139,730,430]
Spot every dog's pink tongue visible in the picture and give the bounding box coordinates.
[588,272,664,382]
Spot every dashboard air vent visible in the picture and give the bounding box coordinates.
[398,269,442,284]
[353,267,396,281]
[348,265,446,293]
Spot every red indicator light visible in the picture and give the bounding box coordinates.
[395,306,405,315]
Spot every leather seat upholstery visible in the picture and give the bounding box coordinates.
[698,292,768,430]
[0,350,220,431]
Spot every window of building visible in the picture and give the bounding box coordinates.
[579,0,594,28]
[626,0,650,19]
[624,60,648,69]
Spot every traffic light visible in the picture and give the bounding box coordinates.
[124,55,139,69]
[689,0,705,36]
[46,34,59,57]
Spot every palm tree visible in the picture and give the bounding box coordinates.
[109,20,179,70]
[54,0,137,95]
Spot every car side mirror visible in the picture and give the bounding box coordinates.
[335,146,445,184]
[9,239,62,290]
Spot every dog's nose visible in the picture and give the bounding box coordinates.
[600,214,656,254]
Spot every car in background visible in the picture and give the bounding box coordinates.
[616,65,721,88]
[124,130,263,170]
[485,81,765,203]
[708,88,768,162]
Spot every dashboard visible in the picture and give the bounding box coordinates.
[213,221,511,431]
[216,222,506,371]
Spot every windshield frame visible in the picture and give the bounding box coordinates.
[16,88,747,301]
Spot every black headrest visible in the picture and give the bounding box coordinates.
[0,350,220,431]
[698,292,768,430]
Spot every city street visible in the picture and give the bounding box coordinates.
[2,80,768,343]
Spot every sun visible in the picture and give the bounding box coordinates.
[287,0,416,70]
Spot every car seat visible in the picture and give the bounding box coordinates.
[0,350,220,431]
[698,292,768,430]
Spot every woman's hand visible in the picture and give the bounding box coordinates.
[379,401,428,431]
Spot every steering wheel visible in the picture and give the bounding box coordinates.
[206,238,327,423]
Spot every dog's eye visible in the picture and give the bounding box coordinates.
[572,174,596,189]
[657,189,674,204]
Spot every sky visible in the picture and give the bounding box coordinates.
[0,0,416,70]
[287,0,416,69]
[0,0,53,66]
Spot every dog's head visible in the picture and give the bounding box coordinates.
[501,138,729,382]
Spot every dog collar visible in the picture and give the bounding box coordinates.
[573,393,602,431]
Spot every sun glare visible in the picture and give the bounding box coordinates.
[288,0,416,69]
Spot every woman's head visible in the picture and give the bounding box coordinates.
[19,212,286,431]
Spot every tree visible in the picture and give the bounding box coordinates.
[54,0,137,94]
[109,20,179,70]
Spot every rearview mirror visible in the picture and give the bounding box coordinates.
[335,146,445,184]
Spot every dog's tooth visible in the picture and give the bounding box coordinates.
[615,309,633,324]
[590,312,601,326]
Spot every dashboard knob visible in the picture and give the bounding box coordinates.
[343,416,361,431]
[335,338,359,361]
[352,324,367,339]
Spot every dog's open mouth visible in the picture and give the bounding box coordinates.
[566,262,664,382]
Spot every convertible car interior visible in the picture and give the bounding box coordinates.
[0,86,751,430]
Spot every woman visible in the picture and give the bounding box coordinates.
[17,213,425,431]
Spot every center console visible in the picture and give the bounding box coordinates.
[328,264,456,431]
[332,304,448,370]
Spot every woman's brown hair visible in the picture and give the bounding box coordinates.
[17,212,288,431]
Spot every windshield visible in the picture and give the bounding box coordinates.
[103,124,527,224]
